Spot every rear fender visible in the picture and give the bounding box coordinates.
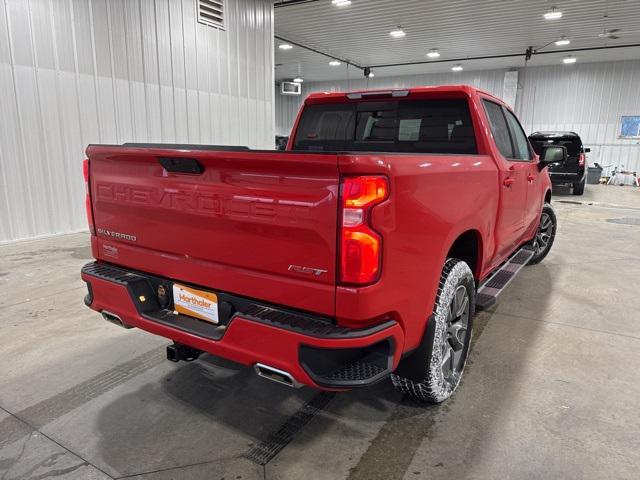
[441,227,485,280]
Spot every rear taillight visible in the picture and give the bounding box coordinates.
[339,176,389,285]
[83,159,95,234]
[578,152,585,167]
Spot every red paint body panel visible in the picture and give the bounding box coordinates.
[334,152,498,351]
[83,85,551,389]
[82,272,404,389]
[87,147,340,316]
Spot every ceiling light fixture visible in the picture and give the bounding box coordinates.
[544,7,563,20]
[293,77,304,83]
[329,60,342,66]
[555,36,570,46]
[563,55,576,64]
[451,64,463,72]
[363,67,374,78]
[427,49,441,58]
[389,27,406,38]
[278,43,293,50]
[332,0,352,6]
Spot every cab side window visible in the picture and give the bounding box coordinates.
[504,109,532,161]
[483,100,514,158]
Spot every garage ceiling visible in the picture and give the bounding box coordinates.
[274,0,640,81]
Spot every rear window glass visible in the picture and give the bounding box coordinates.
[530,137,581,157]
[292,99,477,154]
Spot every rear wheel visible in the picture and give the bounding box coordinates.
[573,178,585,195]
[390,259,475,403]
[528,203,557,265]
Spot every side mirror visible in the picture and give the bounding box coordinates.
[275,136,289,151]
[539,145,567,170]
[584,147,591,153]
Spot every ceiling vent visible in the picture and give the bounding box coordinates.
[197,0,224,30]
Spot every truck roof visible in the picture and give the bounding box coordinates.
[304,84,504,104]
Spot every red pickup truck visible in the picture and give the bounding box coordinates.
[81,85,566,403]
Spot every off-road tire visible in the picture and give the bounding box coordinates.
[573,178,585,195]
[390,259,475,403]
[528,202,557,265]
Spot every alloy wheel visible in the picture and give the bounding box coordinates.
[534,212,553,256]
[441,285,470,386]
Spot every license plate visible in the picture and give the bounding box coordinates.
[172,283,219,324]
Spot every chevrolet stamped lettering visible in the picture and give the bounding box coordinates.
[96,183,312,222]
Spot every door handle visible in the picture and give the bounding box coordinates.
[503,177,515,187]
[527,173,535,183]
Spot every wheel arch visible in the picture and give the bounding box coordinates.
[446,229,483,280]
[544,189,552,204]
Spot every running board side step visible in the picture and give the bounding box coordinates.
[475,247,535,311]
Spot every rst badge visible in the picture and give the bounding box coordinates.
[288,265,328,277]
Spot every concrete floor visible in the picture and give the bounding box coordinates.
[1,184,639,480]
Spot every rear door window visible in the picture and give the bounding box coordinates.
[504,109,532,161]
[483,100,514,158]
[292,99,477,154]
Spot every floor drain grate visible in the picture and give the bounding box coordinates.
[244,391,335,465]
[606,217,640,226]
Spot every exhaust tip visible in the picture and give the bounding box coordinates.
[254,363,301,388]
[101,310,132,329]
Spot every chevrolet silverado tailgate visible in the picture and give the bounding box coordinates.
[86,145,339,316]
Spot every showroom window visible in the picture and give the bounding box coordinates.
[197,0,225,29]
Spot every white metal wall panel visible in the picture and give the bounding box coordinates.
[519,60,640,175]
[275,86,302,136]
[0,0,274,243]
[502,70,518,109]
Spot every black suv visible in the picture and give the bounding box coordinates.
[528,131,590,195]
